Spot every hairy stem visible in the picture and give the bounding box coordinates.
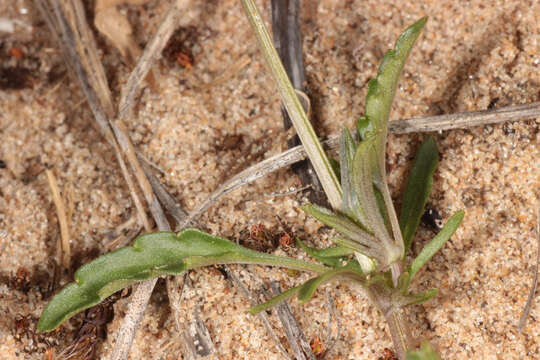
[368,284,416,360]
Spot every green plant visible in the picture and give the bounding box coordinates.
[38,15,463,359]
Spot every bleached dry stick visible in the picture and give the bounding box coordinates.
[182,101,540,227]
[45,169,71,271]
[389,101,540,134]
[110,1,198,359]
[34,0,151,232]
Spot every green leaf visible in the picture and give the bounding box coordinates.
[360,17,427,263]
[250,267,364,315]
[397,288,438,307]
[408,211,465,282]
[351,139,401,265]
[406,342,441,360]
[364,17,427,141]
[38,229,328,332]
[297,267,362,304]
[302,204,377,250]
[340,128,368,227]
[356,116,372,141]
[249,284,303,315]
[400,137,438,253]
[296,238,354,267]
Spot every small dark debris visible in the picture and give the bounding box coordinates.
[215,133,244,152]
[21,156,43,184]
[239,223,279,252]
[46,65,66,85]
[0,159,6,168]
[55,300,115,360]
[214,265,229,279]
[421,207,444,230]
[0,66,33,90]
[379,347,398,360]
[503,122,516,135]
[487,97,499,110]
[163,26,198,69]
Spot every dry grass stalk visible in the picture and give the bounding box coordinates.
[518,197,540,333]
[390,101,540,134]
[181,100,540,226]
[268,282,316,360]
[34,0,152,232]
[45,168,71,272]
[224,266,293,360]
[33,1,190,359]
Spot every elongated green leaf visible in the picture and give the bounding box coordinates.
[396,288,438,307]
[406,342,441,360]
[297,267,362,304]
[296,238,353,267]
[340,128,369,227]
[361,17,427,263]
[364,17,427,147]
[249,284,303,315]
[250,267,364,315]
[302,204,376,247]
[351,139,401,265]
[400,137,438,253]
[408,211,464,282]
[38,229,327,332]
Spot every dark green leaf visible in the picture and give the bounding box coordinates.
[408,211,464,283]
[250,266,363,314]
[364,17,427,139]
[397,288,438,307]
[400,137,438,253]
[296,238,353,267]
[249,284,303,315]
[297,268,361,303]
[356,116,372,141]
[340,128,368,226]
[328,157,341,181]
[302,204,376,248]
[38,229,327,332]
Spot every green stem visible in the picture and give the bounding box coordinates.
[240,0,343,211]
[368,284,416,360]
[184,252,329,275]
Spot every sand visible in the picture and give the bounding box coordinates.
[0,0,539,359]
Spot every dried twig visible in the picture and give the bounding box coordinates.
[34,1,195,359]
[139,155,188,226]
[224,266,293,360]
[321,289,340,358]
[45,169,71,271]
[518,198,540,333]
[118,0,189,119]
[182,101,540,225]
[269,282,316,360]
[34,0,151,232]
[390,101,540,134]
[109,1,198,358]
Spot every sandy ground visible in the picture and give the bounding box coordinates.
[0,0,539,359]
